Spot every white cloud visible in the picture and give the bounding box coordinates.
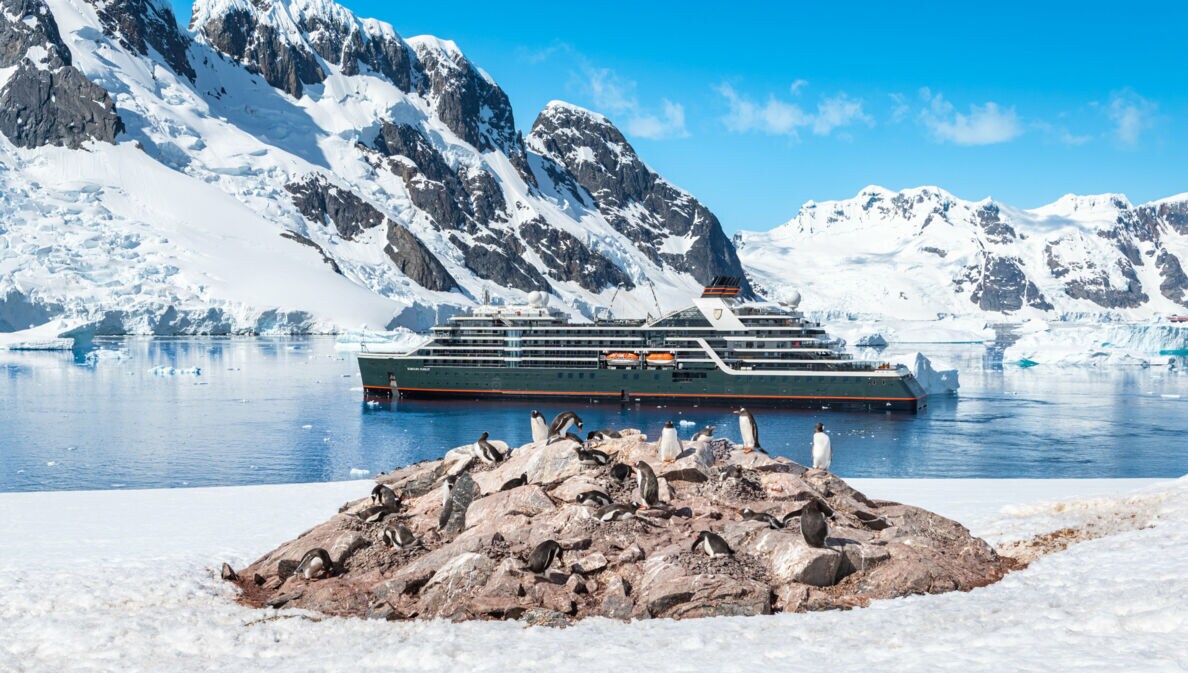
[716,84,869,139]
[919,89,1021,145]
[625,99,688,140]
[580,67,687,140]
[1107,89,1156,147]
[789,79,809,95]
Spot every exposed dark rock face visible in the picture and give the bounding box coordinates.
[0,0,71,68]
[0,64,125,149]
[300,15,414,92]
[385,222,459,293]
[280,231,342,274]
[1156,250,1188,308]
[963,256,1053,312]
[529,103,752,294]
[90,0,195,81]
[369,122,507,232]
[197,8,325,98]
[975,203,1016,243]
[409,39,531,181]
[285,175,385,240]
[449,233,550,293]
[1061,260,1148,309]
[519,217,634,292]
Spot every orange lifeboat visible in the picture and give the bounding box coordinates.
[645,352,676,367]
[605,352,641,367]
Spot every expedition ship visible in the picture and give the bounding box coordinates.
[358,278,927,411]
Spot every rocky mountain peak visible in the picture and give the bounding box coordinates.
[90,0,195,80]
[529,100,753,295]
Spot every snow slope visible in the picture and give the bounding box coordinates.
[1,477,1184,672]
[738,186,1188,322]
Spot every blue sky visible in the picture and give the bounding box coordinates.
[172,0,1187,233]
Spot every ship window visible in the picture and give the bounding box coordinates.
[578,373,585,379]
[654,374,660,380]
[633,374,640,380]
[568,373,574,379]
[622,373,628,380]
[557,373,563,379]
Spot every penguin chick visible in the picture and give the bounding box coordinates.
[594,503,638,521]
[526,540,563,574]
[691,531,734,557]
[609,462,634,481]
[474,432,504,464]
[576,446,610,466]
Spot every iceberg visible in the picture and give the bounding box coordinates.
[913,352,960,395]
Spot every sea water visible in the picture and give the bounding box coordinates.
[0,337,1185,492]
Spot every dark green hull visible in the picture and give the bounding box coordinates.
[359,356,927,412]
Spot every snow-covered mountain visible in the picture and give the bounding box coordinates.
[0,0,749,334]
[738,186,1188,321]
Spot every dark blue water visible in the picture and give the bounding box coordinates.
[1,337,1185,492]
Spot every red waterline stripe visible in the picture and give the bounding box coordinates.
[372,385,923,402]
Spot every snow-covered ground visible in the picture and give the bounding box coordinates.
[2,477,1184,672]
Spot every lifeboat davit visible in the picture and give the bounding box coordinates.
[605,352,640,367]
[645,352,676,367]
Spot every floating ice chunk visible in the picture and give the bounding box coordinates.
[365,400,380,409]
[349,468,370,477]
[301,424,313,429]
[45,461,57,467]
[1162,394,1182,400]
[912,352,960,395]
[856,333,888,348]
[148,366,201,376]
[677,419,696,427]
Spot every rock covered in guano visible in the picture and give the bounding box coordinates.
[227,432,1014,623]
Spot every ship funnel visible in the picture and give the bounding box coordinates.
[700,276,741,298]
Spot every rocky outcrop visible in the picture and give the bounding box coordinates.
[90,0,195,81]
[196,6,325,98]
[385,223,459,293]
[962,256,1053,312]
[529,102,752,294]
[408,37,530,180]
[1156,250,1188,308]
[519,217,634,292]
[0,0,124,149]
[228,432,1014,623]
[0,64,125,149]
[1,0,71,69]
[280,231,342,274]
[285,175,385,240]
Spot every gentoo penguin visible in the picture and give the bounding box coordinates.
[734,408,760,452]
[576,445,610,466]
[296,548,334,580]
[575,490,613,507]
[530,410,549,443]
[356,505,396,523]
[587,429,622,441]
[438,474,459,530]
[594,503,638,521]
[609,462,634,482]
[548,411,583,442]
[691,425,716,442]
[382,524,419,549]
[634,460,660,508]
[474,432,504,464]
[811,422,832,471]
[526,540,563,574]
[499,473,529,491]
[800,499,829,548]
[371,483,401,510]
[658,421,681,463]
[740,507,784,529]
[691,531,734,557]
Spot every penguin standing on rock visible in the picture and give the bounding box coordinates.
[734,408,760,452]
[691,531,734,557]
[474,432,504,464]
[296,548,334,580]
[634,460,660,508]
[371,484,401,510]
[526,540,563,574]
[800,499,829,548]
[530,410,548,443]
[658,421,681,463]
[576,445,610,466]
[548,412,583,443]
[438,474,459,530]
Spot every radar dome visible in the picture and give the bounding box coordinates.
[781,289,802,309]
[527,291,548,308]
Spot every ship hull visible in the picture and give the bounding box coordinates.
[359,356,927,412]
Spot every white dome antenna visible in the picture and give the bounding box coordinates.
[527,291,548,308]
[780,289,802,309]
